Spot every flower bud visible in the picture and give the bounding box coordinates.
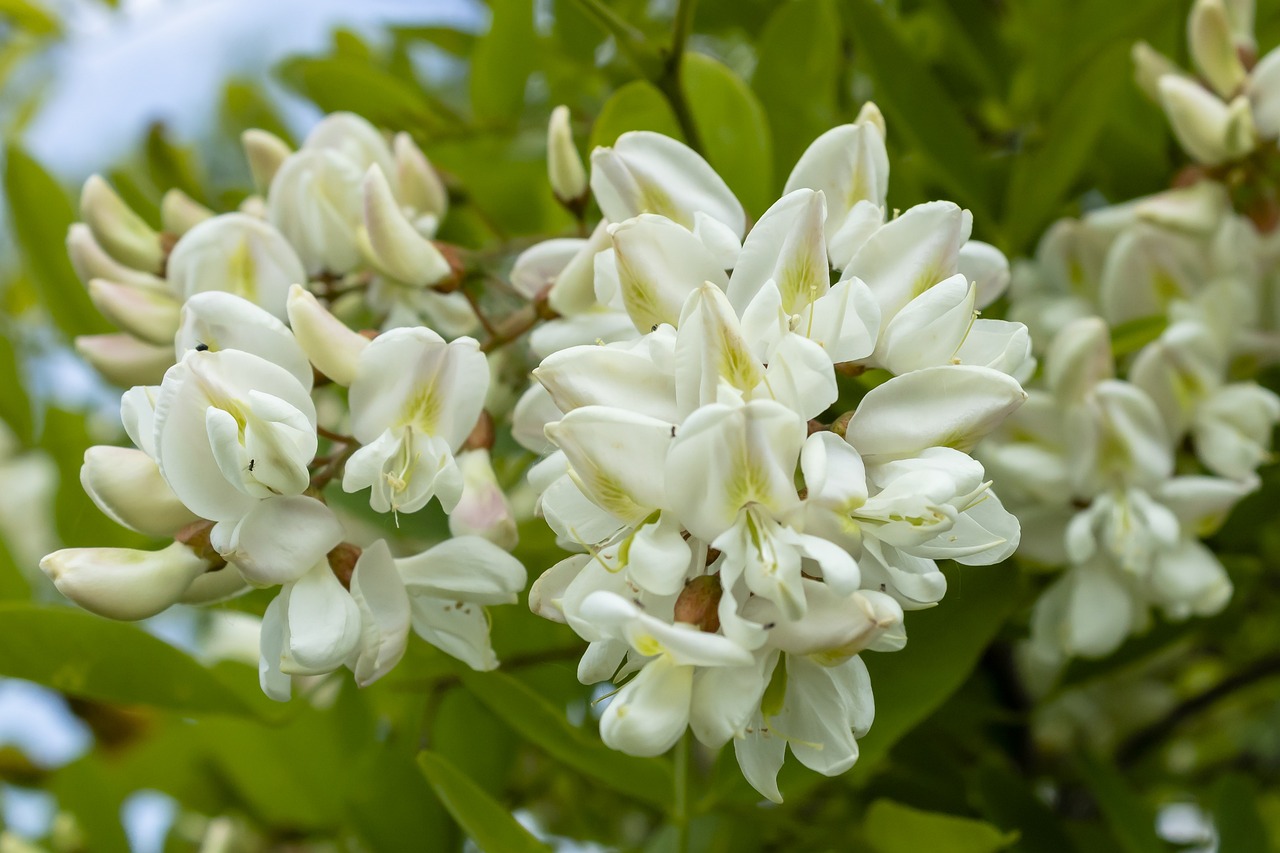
[855,100,887,139]
[285,284,368,385]
[1189,0,1248,97]
[304,111,395,176]
[394,132,448,223]
[75,333,173,386]
[160,188,213,236]
[1159,76,1256,165]
[80,446,200,538]
[66,224,166,290]
[87,278,181,345]
[268,148,364,275]
[40,541,214,621]
[447,448,518,550]
[166,213,307,320]
[359,165,453,288]
[79,175,164,273]
[242,128,293,193]
[1045,316,1113,402]
[1132,42,1183,101]
[547,105,588,203]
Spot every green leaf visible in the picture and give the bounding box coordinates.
[0,326,32,444]
[842,0,995,219]
[851,562,1022,780]
[753,0,842,184]
[588,80,685,150]
[972,764,1080,853]
[418,750,550,853]
[277,56,448,136]
[682,52,774,216]
[1075,753,1163,853]
[0,603,275,717]
[144,123,208,206]
[470,0,535,126]
[564,0,661,78]
[1002,44,1130,252]
[462,669,673,808]
[1212,774,1269,853]
[0,0,60,35]
[3,146,109,337]
[0,532,29,602]
[864,800,1018,853]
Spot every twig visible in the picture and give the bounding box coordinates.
[656,0,703,153]
[1116,655,1280,767]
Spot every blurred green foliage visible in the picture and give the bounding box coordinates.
[1,0,1280,850]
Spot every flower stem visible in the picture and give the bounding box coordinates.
[673,732,691,853]
[657,0,703,154]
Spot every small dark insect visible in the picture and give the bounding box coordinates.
[879,583,886,592]
[670,425,677,437]
[651,324,658,332]
[764,622,776,630]
[195,343,209,352]
[248,459,256,473]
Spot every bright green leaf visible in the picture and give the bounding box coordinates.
[588,80,685,150]
[145,123,209,207]
[3,146,109,337]
[462,669,673,808]
[0,0,60,35]
[682,52,773,216]
[864,800,1018,853]
[278,56,449,136]
[1076,753,1163,853]
[753,0,842,184]
[842,0,995,219]
[0,603,275,717]
[418,750,550,853]
[470,0,535,126]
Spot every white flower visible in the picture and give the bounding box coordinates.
[343,328,488,515]
[40,541,218,621]
[547,105,587,203]
[166,213,308,321]
[449,448,519,550]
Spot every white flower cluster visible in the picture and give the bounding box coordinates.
[40,112,525,699]
[989,69,1280,667]
[1134,0,1278,167]
[518,107,1031,800]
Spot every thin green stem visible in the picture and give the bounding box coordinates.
[673,732,691,853]
[657,0,703,153]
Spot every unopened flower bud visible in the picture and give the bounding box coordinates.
[87,278,181,345]
[855,100,887,139]
[160,189,214,236]
[268,148,364,275]
[1132,42,1184,101]
[285,284,369,385]
[1189,0,1248,97]
[242,128,293,193]
[79,175,164,273]
[66,224,165,290]
[166,213,306,320]
[40,541,215,621]
[81,446,199,538]
[547,105,588,204]
[359,165,453,287]
[75,333,173,386]
[448,448,518,550]
[1159,76,1256,165]
[394,132,448,223]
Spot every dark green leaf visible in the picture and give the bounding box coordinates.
[0,603,276,717]
[144,123,208,206]
[470,0,535,126]
[682,52,774,216]
[753,0,842,183]
[864,799,1018,853]
[972,764,1080,853]
[1212,773,1269,853]
[588,80,685,150]
[842,0,995,219]
[1075,752,1163,853]
[462,669,673,808]
[0,325,32,444]
[851,562,1022,780]
[418,750,550,853]
[1003,44,1130,252]
[4,146,109,337]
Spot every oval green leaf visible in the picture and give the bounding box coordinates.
[418,750,550,853]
